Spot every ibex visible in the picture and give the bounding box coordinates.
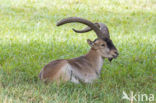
[39,17,118,83]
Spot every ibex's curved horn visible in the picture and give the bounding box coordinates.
[72,23,99,33]
[73,23,110,38]
[98,23,110,38]
[72,27,92,33]
[72,26,92,33]
[56,17,104,38]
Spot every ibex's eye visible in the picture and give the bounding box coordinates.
[101,44,105,46]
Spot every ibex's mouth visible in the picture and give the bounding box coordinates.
[108,54,118,62]
[113,55,118,58]
[113,51,119,58]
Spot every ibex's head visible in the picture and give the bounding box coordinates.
[87,38,118,60]
[56,17,118,61]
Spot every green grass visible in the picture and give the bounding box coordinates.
[0,0,156,102]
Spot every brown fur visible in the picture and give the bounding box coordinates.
[39,38,118,83]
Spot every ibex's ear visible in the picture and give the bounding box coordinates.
[87,39,94,47]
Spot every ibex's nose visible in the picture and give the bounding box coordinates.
[115,51,119,56]
[113,51,119,58]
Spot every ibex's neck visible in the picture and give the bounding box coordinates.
[85,48,104,74]
[86,49,101,60]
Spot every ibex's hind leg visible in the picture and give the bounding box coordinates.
[40,60,71,84]
[49,63,71,83]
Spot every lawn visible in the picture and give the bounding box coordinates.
[0,0,155,103]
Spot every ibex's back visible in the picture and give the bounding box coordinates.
[39,17,118,83]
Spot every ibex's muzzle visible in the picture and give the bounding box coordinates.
[108,50,119,62]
